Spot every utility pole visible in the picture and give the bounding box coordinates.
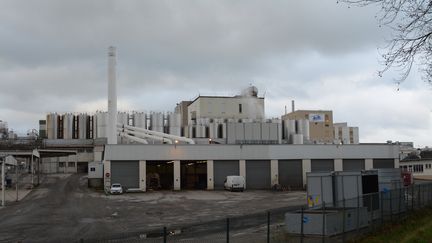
[2,158,5,207]
[16,162,18,202]
[31,154,34,188]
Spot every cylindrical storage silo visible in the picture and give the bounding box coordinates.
[288,120,296,135]
[95,111,108,138]
[63,113,73,139]
[168,112,181,136]
[78,113,87,139]
[46,113,58,139]
[291,134,304,144]
[150,112,164,132]
[117,112,128,126]
[133,112,146,129]
[299,119,310,141]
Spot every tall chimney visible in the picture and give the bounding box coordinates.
[107,46,117,144]
[291,100,295,113]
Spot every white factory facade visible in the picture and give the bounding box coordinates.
[38,47,397,191]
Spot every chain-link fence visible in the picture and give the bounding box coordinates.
[83,183,432,243]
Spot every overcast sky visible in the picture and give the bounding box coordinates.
[1,0,431,147]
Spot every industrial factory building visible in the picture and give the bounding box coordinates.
[36,47,397,192]
[102,144,399,191]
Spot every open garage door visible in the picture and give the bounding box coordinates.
[343,159,365,171]
[214,160,239,189]
[311,159,334,172]
[246,160,271,189]
[181,161,207,190]
[147,161,174,190]
[373,159,394,168]
[111,161,139,189]
[278,160,303,190]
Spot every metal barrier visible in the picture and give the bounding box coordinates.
[81,183,432,243]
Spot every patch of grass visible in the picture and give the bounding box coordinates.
[352,206,432,243]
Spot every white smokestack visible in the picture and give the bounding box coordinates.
[291,100,295,113]
[107,46,117,144]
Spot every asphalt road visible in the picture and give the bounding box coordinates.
[0,174,305,242]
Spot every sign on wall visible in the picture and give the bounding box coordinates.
[308,113,325,122]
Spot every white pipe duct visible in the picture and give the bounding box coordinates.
[118,128,173,144]
[119,124,195,144]
[119,132,149,144]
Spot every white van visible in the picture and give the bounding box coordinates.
[224,175,245,192]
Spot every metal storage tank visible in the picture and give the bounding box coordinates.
[213,160,239,189]
[298,119,310,141]
[261,123,270,140]
[117,112,128,126]
[244,123,254,141]
[246,160,271,189]
[291,134,303,144]
[167,112,181,136]
[46,113,58,139]
[78,113,87,139]
[63,113,73,139]
[150,112,164,132]
[208,122,217,139]
[133,112,146,129]
[195,124,206,138]
[95,111,108,138]
[278,160,303,189]
[311,159,334,172]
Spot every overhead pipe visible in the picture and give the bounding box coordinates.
[119,124,195,144]
[119,132,149,144]
[117,128,173,144]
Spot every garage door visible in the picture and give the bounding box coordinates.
[311,159,334,172]
[373,159,394,168]
[246,160,271,189]
[111,161,139,189]
[214,160,239,189]
[343,159,365,171]
[279,160,302,189]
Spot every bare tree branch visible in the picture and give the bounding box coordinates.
[341,0,432,84]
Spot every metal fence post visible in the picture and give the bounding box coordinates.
[322,201,326,243]
[398,187,401,216]
[300,207,304,243]
[417,185,421,209]
[163,226,167,243]
[342,199,346,243]
[369,194,373,230]
[267,211,270,243]
[226,218,230,243]
[356,195,360,236]
[389,190,393,223]
[380,191,384,225]
[412,185,414,211]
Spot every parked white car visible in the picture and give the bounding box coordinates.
[224,175,245,192]
[110,183,123,194]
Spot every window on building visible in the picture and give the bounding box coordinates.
[90,167,96,172]
[59,162,65,167]
[239,104,242,114]
[68,162,75,168]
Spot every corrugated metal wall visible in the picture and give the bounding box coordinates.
[343,159,365,171]
[278,160,303,189]
[214,160,239,189]
[111,161,139,189]
[311,159,334,172]
[246,160,271,189]
[373,159,394,168]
